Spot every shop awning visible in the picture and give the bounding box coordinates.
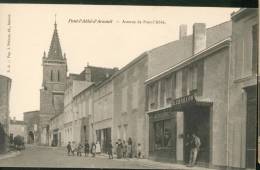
[172,94,212,111]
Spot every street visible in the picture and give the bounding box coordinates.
[0,145,212,169]
[0,145,150,168]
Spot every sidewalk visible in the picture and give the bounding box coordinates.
[0,150,21,160]
[96,153,216,170]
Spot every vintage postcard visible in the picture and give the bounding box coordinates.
[0,4,258,169]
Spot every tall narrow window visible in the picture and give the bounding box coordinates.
[57,70,60,81]
[252,24,258,74]
[50,70,53,81]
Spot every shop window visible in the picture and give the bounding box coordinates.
[154,119,174,149]
[252,24,258,74]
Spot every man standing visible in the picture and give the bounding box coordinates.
[188,133,201,167]
[67,141,72,156]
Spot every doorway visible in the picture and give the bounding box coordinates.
[28,131,34,144]
[183,105,210,165]
[245,85,257,169]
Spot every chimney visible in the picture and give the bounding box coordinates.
[192,23,206,55]
[84,66,91,82]
[179,24,187,40]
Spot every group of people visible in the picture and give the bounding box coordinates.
[114,137,142,159]
[66,134,201,167]
[66,141,101,157]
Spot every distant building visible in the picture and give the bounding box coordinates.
[50,65,117,146]
[0,75,11,153]
[9,117,26,143]
[39,21,67,145]
[23,110,39,144]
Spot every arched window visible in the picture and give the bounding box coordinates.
[50,70,53,81]
[57,70,60,82]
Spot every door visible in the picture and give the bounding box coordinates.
[245,86,257,168]
[184,105,210,165]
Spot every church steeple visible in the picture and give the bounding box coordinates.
[47,18,63,60]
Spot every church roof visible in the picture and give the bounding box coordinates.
[47,21,63,60]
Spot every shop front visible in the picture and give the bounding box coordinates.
[148,94,212,166]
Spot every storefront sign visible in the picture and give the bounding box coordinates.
[172,94,196,106]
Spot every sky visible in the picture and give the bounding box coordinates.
[0,4,239,120]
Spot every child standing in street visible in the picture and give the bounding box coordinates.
[137,143,142,159]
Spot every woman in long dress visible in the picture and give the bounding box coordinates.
[96,141,101,154]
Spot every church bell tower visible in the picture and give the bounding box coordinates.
[40,20,67,117]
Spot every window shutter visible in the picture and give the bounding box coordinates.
[197,60,204,96]
[145,86,149,111]
[182,68,188,96]
[160,80,165,107]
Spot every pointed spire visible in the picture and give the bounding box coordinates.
[47,15,63,60]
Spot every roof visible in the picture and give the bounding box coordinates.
[10,120,26,125]
[147,21,232,79]
[47,22,64,60]
[231,8,257,21]
[145,38,231,84]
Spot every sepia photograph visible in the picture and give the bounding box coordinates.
[0,3,258,169]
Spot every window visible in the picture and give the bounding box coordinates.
[188,64,198,94]
[154,119,174,149]
[117,125,121,139]
[149,82,159,109]
[50,70,53,81]
[123,124,128,141]
[160,79,165,107]
[165,76,172,104]
[57,70,60,81]
[252,24,258,74]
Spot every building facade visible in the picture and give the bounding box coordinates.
[113,53,149,158]
[227,8,258,169]
[9,117,26,144]
[39,21,67,145]
[0,75,11,153]
[93,78,114,153]
[145,22,233,168]
[23,110,40,144]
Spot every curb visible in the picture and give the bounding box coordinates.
[0,151,21,160]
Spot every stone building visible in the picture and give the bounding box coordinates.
[145,21,232,168]
[0,75,11,153]
[9,117,26,143]
[54,72,89,146]
[39,21,67,145]
[23,110,40,144]
[71,66,117,146]
[227,8,258,169]
[113,52,149,158]
[93,77,114,153]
